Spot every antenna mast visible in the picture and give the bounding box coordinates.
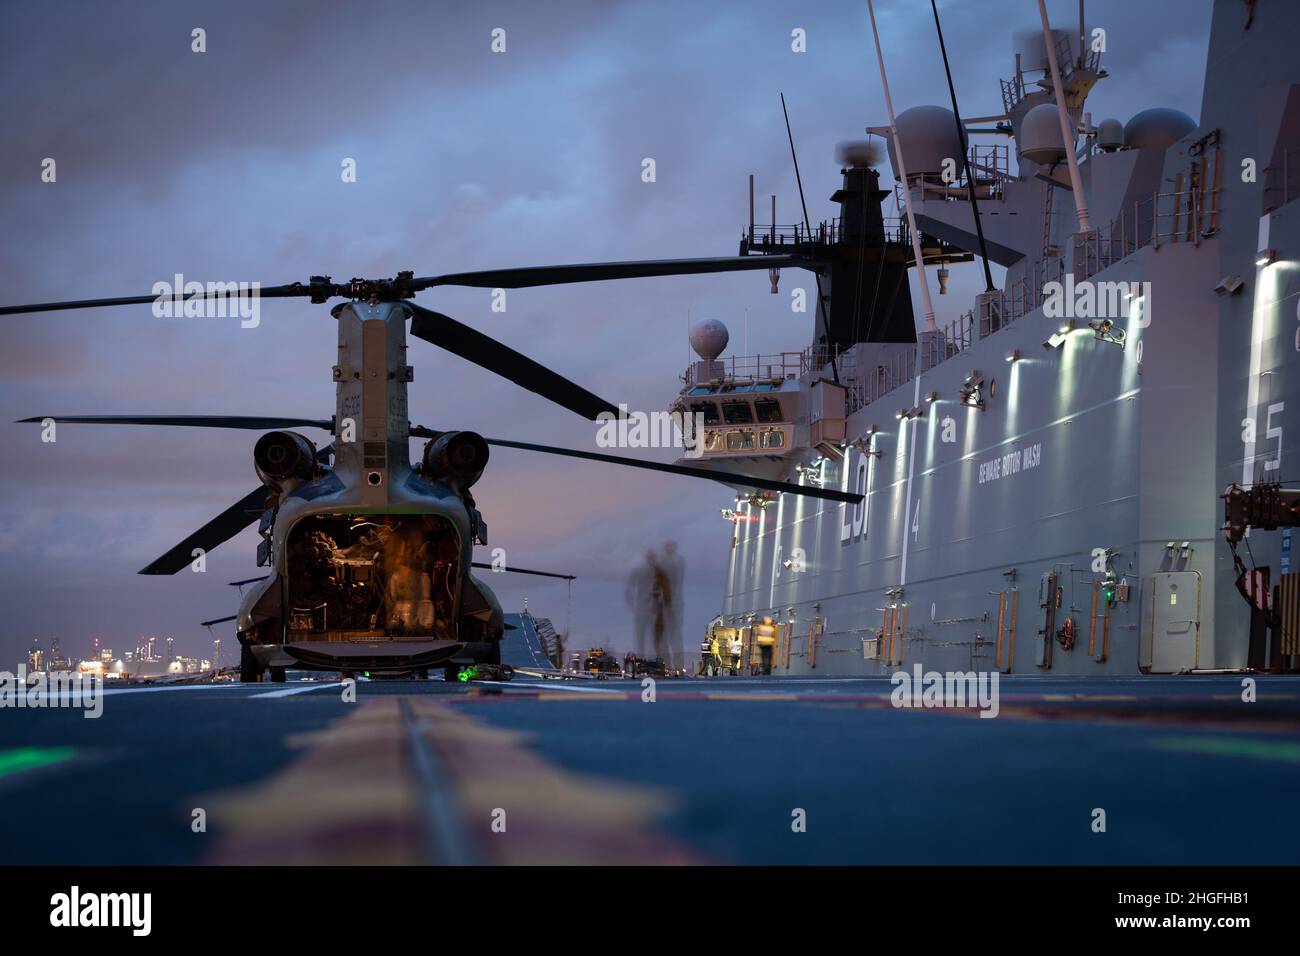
[866,0,937,333]
[780,92,839,382]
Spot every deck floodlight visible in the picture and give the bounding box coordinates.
[1214,274,1244,295]
[1043,321,1075,349]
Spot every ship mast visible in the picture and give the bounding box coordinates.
[1037,0,1091,232]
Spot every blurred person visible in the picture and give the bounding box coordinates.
[659,540,685,672]
[647,552,673,670]
[625,549,659,659]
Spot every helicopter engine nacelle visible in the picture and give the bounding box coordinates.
[422,430,489,490]
[254,430,318,485]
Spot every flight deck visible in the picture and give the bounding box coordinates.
[2,671,1297,866]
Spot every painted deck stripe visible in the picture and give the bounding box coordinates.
[0,746,76,778]
[251,682,345,699]
[509,681,625,695]
[199,696,698,865]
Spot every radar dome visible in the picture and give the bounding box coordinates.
[836,139,883,169]
[1018,103,1068,165]
[689,318,729,362]
[1123,108,1196,150]
[1096,118,1124,152]
[890,105,962,179]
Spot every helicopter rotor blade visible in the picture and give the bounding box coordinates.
[137,443,334,576]
[16,415,334,431]
[139,485,271,575]
[412,254,818,290]
[199,614,239,627]
[408,427,860,505]
[470,562,575,581]
[0,254,822,317]
[0,283,318,317]
[405,303,619,421]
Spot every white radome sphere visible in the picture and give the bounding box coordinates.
[689,318,730,361]
[1019,103,1068,166]
[892,105,962,177]
[1123,108,1196,150]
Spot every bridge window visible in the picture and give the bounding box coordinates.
[755,399,784,423]
[726,430,757,451]
[761,429,786,449]
[690,401,721,425]
[722,401,754,424]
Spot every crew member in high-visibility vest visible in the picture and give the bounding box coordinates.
[754,616,777,674]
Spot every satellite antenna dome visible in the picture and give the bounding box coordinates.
[1123,108,1196,150]
[689,318,730,362]
[890,105,962,179]
[836,139,883,169]
[1018,103,1068,165]
[1096,118,1124,152]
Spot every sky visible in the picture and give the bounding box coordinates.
[0,0,1212,668]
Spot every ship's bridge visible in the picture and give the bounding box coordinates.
[670,349,805,461]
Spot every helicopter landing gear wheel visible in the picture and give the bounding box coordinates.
[486,641,501,666]
[269,666,287,683]
[239,644,263,683]
[443,664,461,683]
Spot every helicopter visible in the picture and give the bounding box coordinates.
[4,256,861,683]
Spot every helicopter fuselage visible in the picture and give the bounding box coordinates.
[237,300,501,678]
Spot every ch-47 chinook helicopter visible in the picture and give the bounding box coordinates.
[4,255,861,683]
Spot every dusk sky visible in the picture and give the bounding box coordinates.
[0,0,1210,667]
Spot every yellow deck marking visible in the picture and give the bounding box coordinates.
[199,696,696,865]
[201,697,422,865]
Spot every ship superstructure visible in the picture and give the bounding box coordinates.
[673,0,1300,677]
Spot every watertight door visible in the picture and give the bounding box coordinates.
[1149,571,1201,673]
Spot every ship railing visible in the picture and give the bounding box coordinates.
[845,350,917,415]
[687,351,804,386]
[1073,187,1222,282]
[802,344,843,377]
[920,311,976,371]
[1263,148,1300,215]
[744,217,911,249]
[982,255,1064,331]
[899,145,1012,201]
[743,222,814,247]
[999,36,1101,116]
[965,143,1012,196]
